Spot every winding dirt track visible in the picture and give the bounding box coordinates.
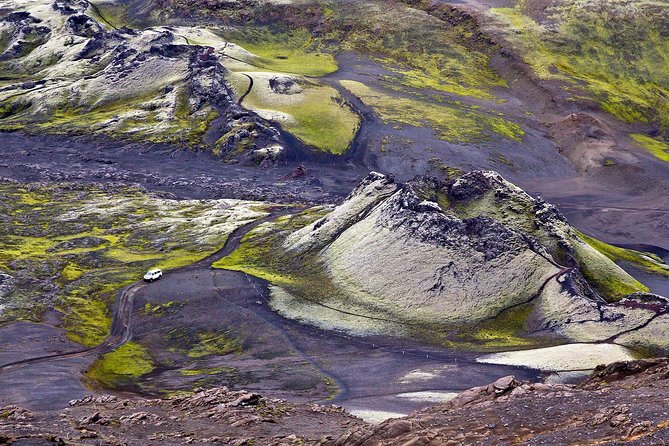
[0,209,290,373]
[0,284,143,372]
[0,208,586,378]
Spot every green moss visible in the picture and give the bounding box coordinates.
[435,191,451,211]
[323,377,339,399]
[0,235,54,264]
[340,80,524,143]
[86,342,155,387]
[6,85,219,149]
[469,304,537,349]
[219,27,338,77]
[630,134,669,163]
[487,3,669,129]
[143,301,178,316]
[240,78,360,154]
[61,263,85,282]
[0,98,31,120]
[440,166,464,179]
[187,331,242,358]
[103,247,211,270]
[322,1,506,99]
[167,0,504,100]
[213,2,516,151]
[180,367,223,376]
[213,208,328,285]
[495,154,514,166]
[572,231,651,300]
[577,231,669,277]
[0,183,262,346]
[88,2,145,30]
[59,296,112,347]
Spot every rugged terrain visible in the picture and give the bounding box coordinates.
[0,0,668,443]
[218,171,669,352]
[1,0,668,245]
[5,358,669,444]
[335,358,669,445]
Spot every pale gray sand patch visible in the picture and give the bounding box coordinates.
[396,391,459,403]
[477,343,635,371]
[349,409,407,424]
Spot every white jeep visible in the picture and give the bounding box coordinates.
[143,268,163,282]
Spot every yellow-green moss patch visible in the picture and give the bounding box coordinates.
[61,263,85,282]
[187,332,242,358]
[86,342,155,387]
[572,232,651,300]
[220,27,338,77]
[324,0,506,99]
[340,80,524,143]
[59,296,112,347]
[487,3,669,128]
[577,231,669,278]
[180,367,223,376]
[0,183,267,347]
[630,134,669,163]
[240,76,360,154]
[469,304,538,349]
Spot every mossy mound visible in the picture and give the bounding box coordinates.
[0,2,283,160]
[215,171,669,352]
[86,342,155,387]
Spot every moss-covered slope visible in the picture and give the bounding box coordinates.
[215,171,669,352]
[484,0,669,146]
[0,1,284,161]
[0,181,268,346]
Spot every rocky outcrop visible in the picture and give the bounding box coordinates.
[0,11,50,61]
[285,171,400,254]
[5,360,669,445]
[269,76,303,95]
[0,387,361,445]
[334,358,669,445]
